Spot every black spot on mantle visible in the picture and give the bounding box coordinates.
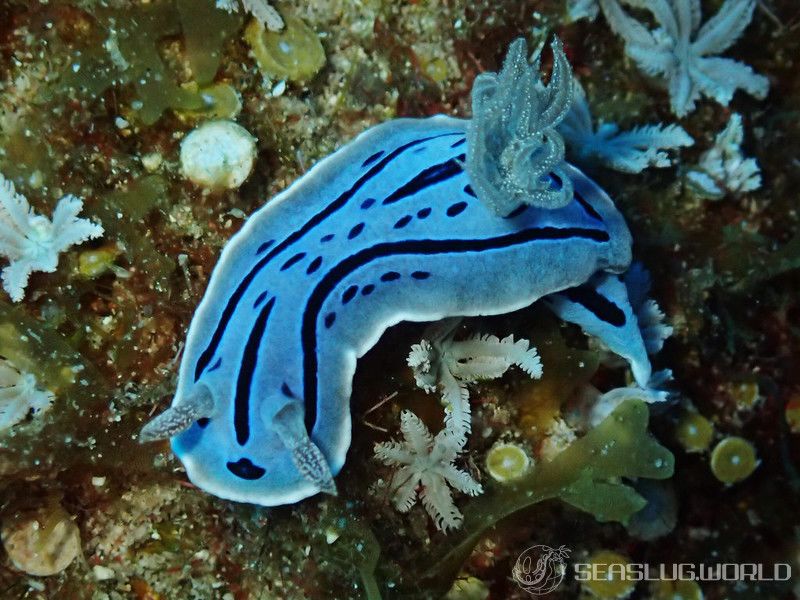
[227,457,266,480]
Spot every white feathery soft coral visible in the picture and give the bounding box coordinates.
[599,0,769,117]
[0,358,54,431]
[0,174,103,302]
[559,80,693,173]
[408,318,542,447]
[686,113,762,199]
[374,410,483,532]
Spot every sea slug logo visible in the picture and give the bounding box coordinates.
[511,541,792,596]
[512,544,571,595]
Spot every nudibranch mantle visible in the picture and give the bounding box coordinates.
[144,115,654,505]
[141,38,661,506]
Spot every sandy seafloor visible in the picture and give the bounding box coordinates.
[0,0,799,598]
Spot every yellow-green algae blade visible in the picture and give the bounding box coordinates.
[317,500,382,600]
[422,399,674,590]
[176,0,242,85]
[57,0,241,125]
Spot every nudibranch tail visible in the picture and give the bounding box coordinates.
[545,272,652,387]
[272,403,338,496]
[139,384,214,442]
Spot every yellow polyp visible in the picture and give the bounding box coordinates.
[582,550,636,599]
[424,57,449,83]
[515,378,563,439]
[512,311,599,442]
[244,16,326,83]
[176,0,243,86]
[78,245,122,279]
[786,394,800,434]
[675,411,714,453]
[485,443,531,482]
[730,381,760,409]
[176,82,242,120]
[710,436,758,484]
[518,412,539,435]
[58,366,76,388]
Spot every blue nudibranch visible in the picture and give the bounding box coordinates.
[141,38,657,506]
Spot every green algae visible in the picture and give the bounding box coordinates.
[318,503,383,600]
[420,399,674,591]
[245,15,326,82]
[0,115,58,191]
[92,175,174,292]
[559,474,650,522]
[0,301,131,475]
[56,0,241,125]
[729,230,800,292]
[113,4,202,124]
[176,0,242,86]
[0,302,100,396]
[104,174,167,221]
[515,309,601,438]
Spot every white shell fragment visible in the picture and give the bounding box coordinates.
[180,120,257,190]
[1,505,81,577]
